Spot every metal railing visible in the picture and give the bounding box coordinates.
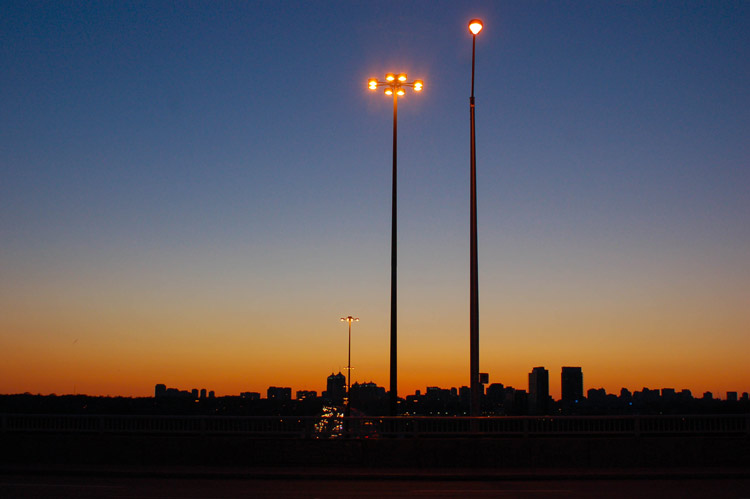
[1,413,748,438]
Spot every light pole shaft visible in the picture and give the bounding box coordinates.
[347,320,351,395]
[469,33,480,417]
[390,90,398,416]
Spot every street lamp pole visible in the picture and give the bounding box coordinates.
[340,316,359,417]
[367,74,423,416]
[468,19,483,417]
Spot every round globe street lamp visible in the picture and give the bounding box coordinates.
[468,19,483,417]
[340,316,359,416]
[367,73,423,416]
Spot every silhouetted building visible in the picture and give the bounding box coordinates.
[561,367,583,404]
[348,382,387,414]
[191,389,199,399]
[510,388,528,415]
[324,372,346,405]
[155,384,194,399]
[200,388,207,399]
[620,387,632,400]
[528,367,549,415]
[240,392,260,400]
[459,386,471,412]
[485,383,505,408]
[587,387,606,403]
[296,390,317,400]
[661,388,676,403]
[727,391,738,402]
[267,387,291,400]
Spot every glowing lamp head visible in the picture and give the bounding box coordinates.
[385,73,395,82]
[396,88,405,96]
[368,78,378,90]
[397,73,407,82]
[469,19,483,35]
[384,87,393,95]
[413,80,423,91]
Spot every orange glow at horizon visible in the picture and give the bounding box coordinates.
[2,311,747,400]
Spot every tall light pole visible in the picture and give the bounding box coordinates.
[340,316,359,416]
[367,73,423,416]
[468,19,483,417]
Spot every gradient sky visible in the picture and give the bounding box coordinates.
[1,1,748,400]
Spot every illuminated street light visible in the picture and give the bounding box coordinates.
[468,19,483,417]
[340,316,359,417]
[469,19,483,35]
[366,72,424,416]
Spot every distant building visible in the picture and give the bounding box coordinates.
[208,390,215,398]
[155,384,166,398]
[587,387,606,403]
[267,387,291,400]
[324,372,346,405]
[727,391,738,402]
[678,389,693,401]
[528,367,549,415]
[619,387,632,402]
[485,383,505,405]
[661,388,676,403]
[349,382,387,412]
[240,392,260,400]
[200,388,207,399]
[560,367,583,404]
[155,384,208,400]
[296,390,317,400]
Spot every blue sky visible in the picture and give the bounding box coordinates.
[1,1,748,396]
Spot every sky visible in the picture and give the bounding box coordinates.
[1,1,748,400]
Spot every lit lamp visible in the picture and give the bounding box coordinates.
[366,73,423,416]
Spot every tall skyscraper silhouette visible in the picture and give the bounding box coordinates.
[325,372,346,405]
[528,366,549,415]
[561,366,584,404]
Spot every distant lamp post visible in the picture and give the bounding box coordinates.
[340,316,359,415]
[367,73,423,416]
[468,18,483,417]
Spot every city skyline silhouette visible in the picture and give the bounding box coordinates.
[1,2,748,401]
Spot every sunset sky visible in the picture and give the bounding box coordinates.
[2,1,748,400]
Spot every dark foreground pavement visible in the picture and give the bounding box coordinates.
[1,468,750,499]
[0,470,750,499]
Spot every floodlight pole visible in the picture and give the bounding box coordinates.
[366,74,423,417]
[469,19,483,417]
[390,89,398,417]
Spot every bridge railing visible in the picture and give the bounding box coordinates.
[1,413,747,438]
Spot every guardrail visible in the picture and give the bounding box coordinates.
[1,414,748,438]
